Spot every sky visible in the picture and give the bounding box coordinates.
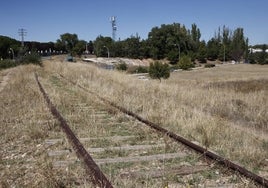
[0,0,267,45]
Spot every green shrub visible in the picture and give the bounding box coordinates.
[136,66,149,73]
[149,61,170,82]
[178,55,194,70]
[0,52,42,70]
[135,66,148,73]
[116,62,128,71]
[127,66,149,74]
[0,59,17,70]
[204,63,215,68]
[20,52,42,65]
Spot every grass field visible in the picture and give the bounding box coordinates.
[1,56,267,187]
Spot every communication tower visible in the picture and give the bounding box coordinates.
[110,16,117,41]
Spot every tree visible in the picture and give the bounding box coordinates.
[93,36,113,57]
[56,33,79,55]
[197,40,207,63]
[0,35,20,59]
[191,23,201,52]
[123,35,141,58]
[257,45,268,64]
[206,38,220,60]
[87,40,94,54]
[230,28,247,62]
[148,61,170,82]
[147,23,201,60]
[73,40,86,56]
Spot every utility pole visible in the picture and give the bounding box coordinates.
[18,28,27,47]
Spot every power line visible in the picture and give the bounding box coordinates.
[18,28,27,47]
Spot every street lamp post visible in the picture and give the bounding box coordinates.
[103,46,110,58]
[9,48,15,61]
[223,44,225,63]
[85,43,88,54]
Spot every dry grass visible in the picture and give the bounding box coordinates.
[1,58,267,187]
[0,64,93,187]
[46,61,268,171]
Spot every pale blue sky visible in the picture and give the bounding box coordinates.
[0,0,267,45]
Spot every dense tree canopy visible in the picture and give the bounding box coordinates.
[0,36,20,59]
[1,23,266,65]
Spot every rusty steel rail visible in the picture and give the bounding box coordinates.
[59,74,268,187]
[35,73,113,188]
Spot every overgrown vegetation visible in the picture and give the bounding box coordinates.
[248,44,268,64]
[116,62,128,71]
[178,55,194,70]
[0,59,17,70]
[204,63,216,68]
[1,59,267,187]
[47,60,267,179]
[148,61,170,81]
[0,52,41,70]
[126,66,149,74]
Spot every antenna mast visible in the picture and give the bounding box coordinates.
[110,16,117,41]
[18,28,27,47]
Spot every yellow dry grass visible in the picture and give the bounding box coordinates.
[45,60,268,172]
[1,57,267,187]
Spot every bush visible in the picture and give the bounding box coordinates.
[116,62,128,71]
[149,61,170,82]
[204,63,215,68]
[0,52,42,70]
[20,52,42,65]
[127,66,148,74]
[0,59,16,70]
[178,55,194,70]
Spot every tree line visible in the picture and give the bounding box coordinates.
[1,23,267,64]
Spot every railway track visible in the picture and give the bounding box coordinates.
[35,73,267,187]
[0,71,11,92]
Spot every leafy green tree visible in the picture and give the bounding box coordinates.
[167,49,179,64]
[112,40,124,57]
[148,61,170,82]
[197,40,207,63]
[87,40,94,54]
[190,23,201,52]
[126,35,141,58]
[230,28,247,62]
[56,33,79,55]
[139,39,151,58]
[0,36,20,59]
[248,44,268,64]
[73,40,86,56]
[258,45,268,64]
[206,38,220,60]
[93,36,113,57]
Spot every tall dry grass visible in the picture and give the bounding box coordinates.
[0,64,93,187]
[44,61,268,175]
[2,60,266,186]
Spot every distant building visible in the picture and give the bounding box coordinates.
[249,48,268,53]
